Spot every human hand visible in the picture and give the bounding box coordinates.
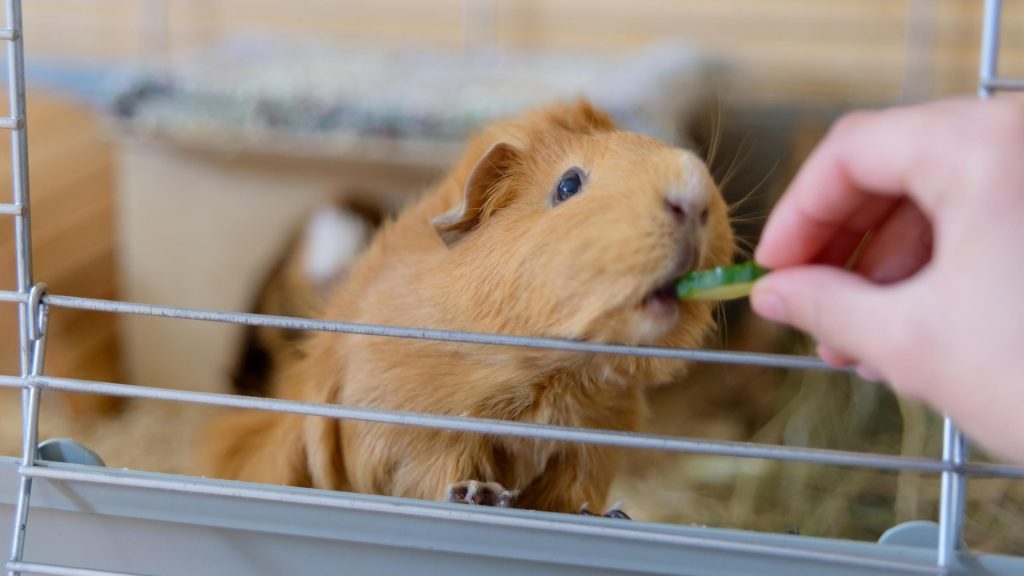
[751,96,1024,463]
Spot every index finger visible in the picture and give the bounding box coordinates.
[755,99,972,268]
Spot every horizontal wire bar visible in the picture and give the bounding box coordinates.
[0,290,26,303]
[6,562,144,576]
[12,295,1023,474]
[961,461,1024,478]
[3,374,1023,478]
[36,293,842,372]
[19,465,947,576]
[0,203,24,215]
[0,29,18,41]
[0,116,23,130]
[982,77,1024,91]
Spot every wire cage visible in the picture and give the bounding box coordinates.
[4,1,1024,575]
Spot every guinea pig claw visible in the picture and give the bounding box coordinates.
[445,480,518,508]
[579,502,632,520]
[603,508,632,520]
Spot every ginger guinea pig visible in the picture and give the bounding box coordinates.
[201,99,735,517]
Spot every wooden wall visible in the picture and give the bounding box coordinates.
[22,0,1024,105]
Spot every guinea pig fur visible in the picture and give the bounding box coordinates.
[230,197,385,398]
[200,98,736,516]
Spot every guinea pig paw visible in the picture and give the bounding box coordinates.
[579,502,632,520]
[445,480,518,508]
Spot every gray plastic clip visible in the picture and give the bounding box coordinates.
[878,520,967,550]
[37,438,106,467]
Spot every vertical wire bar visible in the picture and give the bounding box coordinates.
[6,307,46,574]
[5,0,29,382]
[6,0,30,306]
[4,1,34,575]
[978,0,1002,98]
[937,418,968,568]
[6,0,27,410]
[936,0,1003,570]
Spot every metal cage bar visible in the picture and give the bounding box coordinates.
[3,1,37,575]
[34,292,844,372]
[1,373,1023,480]
[4,1,1024,575]
[935,0,1016,570]
[6,562,140,576]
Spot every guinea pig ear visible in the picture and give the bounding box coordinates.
[431,142,519,247]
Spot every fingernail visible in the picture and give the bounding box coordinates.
[751,289,787,323]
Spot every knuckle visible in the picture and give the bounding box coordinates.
[828,111,869,141]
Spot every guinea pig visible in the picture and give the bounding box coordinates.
[230,197,385,397]
[200,98,735,517]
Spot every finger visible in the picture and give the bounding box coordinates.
[755,172,895,268]
[810,195,899,267]
[756,100,971,269]
[852,200,933,284]
[801,192,902,268]
[812,229,869,267]
[751,266,905,367]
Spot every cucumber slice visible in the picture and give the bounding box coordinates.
[676,261,770,301]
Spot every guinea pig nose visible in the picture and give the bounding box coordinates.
[665,197,709,226]
[664,198,688,223]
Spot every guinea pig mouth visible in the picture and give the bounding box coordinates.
[641,279,678,308]
[639,245,702,310]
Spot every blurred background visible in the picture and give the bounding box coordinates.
[0,0,1022,555]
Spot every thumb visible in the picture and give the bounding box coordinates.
[750,266,894,366]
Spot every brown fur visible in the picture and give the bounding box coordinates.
[201,99,735,514]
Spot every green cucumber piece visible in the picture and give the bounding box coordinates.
[676,261,770,301]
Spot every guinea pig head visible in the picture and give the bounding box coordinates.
[431,101,734,350]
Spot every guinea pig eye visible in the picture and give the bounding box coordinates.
[553,168,585,205]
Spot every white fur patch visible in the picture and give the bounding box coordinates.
[672,150,712,208]
[302,206,370,285]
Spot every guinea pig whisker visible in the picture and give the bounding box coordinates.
[733,238,755,257]
[718,301,730,347]
[727,159,779,216]
[727,212,771,225]
[706,96,724,169]
[734,234,756,248]
[716,134,751,189]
